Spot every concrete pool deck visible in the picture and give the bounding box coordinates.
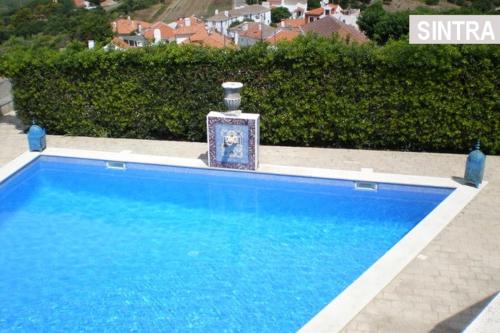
[1,111,499,332]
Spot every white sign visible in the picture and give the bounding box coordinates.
[410,15,500,44]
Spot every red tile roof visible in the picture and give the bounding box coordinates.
[281,18,305,28]
[306,7,324,16]
[172,17,232,48]
[174,17,205,37]
[266,30,300,44]
[196,31,234,48]
[144,22,175,40]
[237,22,276,41]
[112,18,151,35]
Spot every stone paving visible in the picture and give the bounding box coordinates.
[1,112,499,332]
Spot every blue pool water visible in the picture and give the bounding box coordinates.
[0,156,452,332]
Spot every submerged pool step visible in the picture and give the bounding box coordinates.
[354,181,378,191]
[106,161,127,170]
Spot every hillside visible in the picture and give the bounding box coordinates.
[383,0,459,11]
[382,0,500,12]
[131,0,232,22]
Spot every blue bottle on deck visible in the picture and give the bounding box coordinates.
[464,141,485,188]
[27,122,46,152]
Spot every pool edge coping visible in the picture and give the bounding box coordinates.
[0,148,486,332]
[0,151,39,184]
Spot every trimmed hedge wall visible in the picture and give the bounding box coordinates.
[1,36,499,153]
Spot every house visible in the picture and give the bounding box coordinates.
[229,21,276,47]
[207,4,271,36]
[110,17,152,48]
[304,1,360,29]
[267,0,307,19]
[333,8,361,29]
[303,16,368,43]
[171,17,207,45]
[304,2,340,24]
[160,16,233,48]
[109,16,233,49]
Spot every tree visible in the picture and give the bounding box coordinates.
[358,3,410,44]
[271,7,291,24]
[471,0,496,12]
[357,2,385,40]
[372,11,408,44]
[0,0,112,47]
[69,9,113,42]
[307,0,321,9]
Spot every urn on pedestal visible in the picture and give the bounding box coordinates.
[207,81,260,170]
[222,82,243,116]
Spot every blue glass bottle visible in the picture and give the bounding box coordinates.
[464,141,486,188]
[27,122,46,152]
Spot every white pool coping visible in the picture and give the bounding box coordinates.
[0,148,485,333]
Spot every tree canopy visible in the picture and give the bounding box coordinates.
[0,0,112,47]
[271,7,292,24]
[307,0,321,9]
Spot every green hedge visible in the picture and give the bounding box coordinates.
[1,36,499,153]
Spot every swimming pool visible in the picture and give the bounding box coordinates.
[0,153,459,332]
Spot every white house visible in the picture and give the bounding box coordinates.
[207,4,271,36]
[73,0,98,10]
[266,0,307,19]
[333,8,361,29]
[304,1,360,29]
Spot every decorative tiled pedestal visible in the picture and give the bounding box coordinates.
[207,111,260,170]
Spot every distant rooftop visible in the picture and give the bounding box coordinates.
[230,22,276,41]
[280,18,306,28]
[267,30,301,44]
[112,18,151,35]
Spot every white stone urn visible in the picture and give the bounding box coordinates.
[222,82,243,116]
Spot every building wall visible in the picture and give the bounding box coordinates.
[208,11,271,36]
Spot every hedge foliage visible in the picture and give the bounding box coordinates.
[1,36,499,154]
